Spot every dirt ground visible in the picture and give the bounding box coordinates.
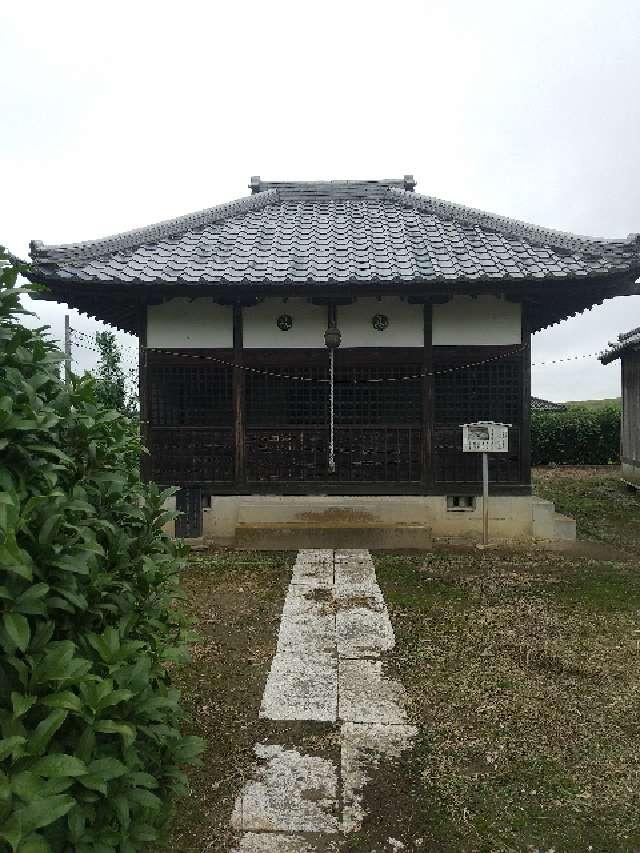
[165,469,640,852]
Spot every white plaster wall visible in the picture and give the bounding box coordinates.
[338,297,423,348]
[433,296,521,345]
[243,298,327,348]
[147,298,233,348]
[148,294,521,350]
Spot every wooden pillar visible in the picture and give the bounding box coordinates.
[520,306,532,486]
[422,302,434,491]
[139,305,151,483]
[232,303,246,486]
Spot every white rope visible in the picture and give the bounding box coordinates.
[328,348,336,473]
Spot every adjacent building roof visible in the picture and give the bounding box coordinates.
[600,326,640,364]
[531,396,567,411]
[28,177,640,333]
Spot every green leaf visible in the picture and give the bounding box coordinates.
[77,774,107,796]
[0,541,33,581]
[14,585,49,616]
[87,758,127,781]
[112,794,130,830]
[14,794,75,835]
[96,689,134,712]
[11,771,47,802]
[38,514,61,546]
[174,735,205,763]
[94,720,135,748]
[28,710,68,757]
[17,833,51,853]
[0,736,26,761]
[128,771,158,789]
[29,622,54,654]
[128,788,162,810]
[11,693,37,718]
[3,612,30,652]
[40,691,82,712]
[50,555,91,575]
[31,754,87,778]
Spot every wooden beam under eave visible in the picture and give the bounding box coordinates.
[519,306,532,486]
[232,303,246,487]
[139,306,152,483]
[422,303,434,489]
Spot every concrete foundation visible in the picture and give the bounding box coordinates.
[161,493,576,548]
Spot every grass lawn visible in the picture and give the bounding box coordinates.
[162,551,295,851]
[166,469,640,852]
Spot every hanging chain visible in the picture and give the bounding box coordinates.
[328,348,336,473]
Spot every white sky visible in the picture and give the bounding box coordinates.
[2,0,639,401]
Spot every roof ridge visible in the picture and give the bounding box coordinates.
[390,187,639,254]
[30,189,280,263]
[250,176,416,195]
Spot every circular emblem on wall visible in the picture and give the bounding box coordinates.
[371,313,389,332]
[277,314,293,331]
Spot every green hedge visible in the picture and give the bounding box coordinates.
[0,258,202,852]
[531,405,621,466]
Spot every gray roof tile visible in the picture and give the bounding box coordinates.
[600,326,640,363]
[30,178,640,288]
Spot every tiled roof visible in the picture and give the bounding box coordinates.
[30,178,640,287]
[599,326,640,363]
[531,396,567,411]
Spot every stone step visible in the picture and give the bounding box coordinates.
[554,513,577,541]
[231,522,432,550]
[236,499,429,527]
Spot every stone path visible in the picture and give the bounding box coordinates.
[231,549,416,851]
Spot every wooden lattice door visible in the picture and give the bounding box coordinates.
[245,354,423,485]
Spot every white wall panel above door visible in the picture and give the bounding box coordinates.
[147,298,233,348]
[433,296,521,345]
[243,298,326,348]
[338,297,423,348]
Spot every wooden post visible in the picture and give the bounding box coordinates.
[422,303,434,490]
[520,307,532,487]
[64,314,72,385]
[232,303,245,486]
[138,306,151,482]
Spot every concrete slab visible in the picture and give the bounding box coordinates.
[260,651,337,722]
[336,605,395,659]
[236,548,417,846]
[276,595,335,657]
[231,745,339,834]
[341,722,417,833]
[338,660,408,724]
[232,834,342,853]
[334,554,377,592]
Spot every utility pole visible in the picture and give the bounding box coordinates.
[64,314,72,385]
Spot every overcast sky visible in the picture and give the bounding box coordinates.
[2,0,639,400]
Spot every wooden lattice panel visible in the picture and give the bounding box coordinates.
[434,359,521,425]
[149,363,232,427]
[150,428,233,484]
[246,363,422,427]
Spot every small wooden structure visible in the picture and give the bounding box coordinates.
[28,177,640,541]
[600,327,640,485]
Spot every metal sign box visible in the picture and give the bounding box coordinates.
[461,421,510,453]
